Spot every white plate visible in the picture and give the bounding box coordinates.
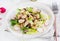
[4,2,54,39]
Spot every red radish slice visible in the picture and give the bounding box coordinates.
[0,7,6,13]
[44,23,48,27]
[44,20,49,27]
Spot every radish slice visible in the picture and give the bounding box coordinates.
[0,7,6,13]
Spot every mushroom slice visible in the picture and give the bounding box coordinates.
[31,24,37,29]
[21,14,27,18]
[18,19,25,23]
[20,9,25,14]
[36,14,40,19]
[24,21,29,26]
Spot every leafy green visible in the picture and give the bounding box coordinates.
[18,9,21,11]
[17,8,21,12]
[21,27,29,34]
[21,27,28,30]
[10,19,18,26]
[40,20,45,24]
[21,27,37,34]
[28,17,33,21]
[27,7,33,12]
[26,28,37,34]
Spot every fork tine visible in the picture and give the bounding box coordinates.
[52,3,58,14]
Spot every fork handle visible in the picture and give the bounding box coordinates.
[54,15,57,41]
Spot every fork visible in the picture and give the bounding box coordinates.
[52,2,58,41]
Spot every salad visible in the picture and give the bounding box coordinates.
[10,7,50,34]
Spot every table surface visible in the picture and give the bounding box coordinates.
[0,0,60,41]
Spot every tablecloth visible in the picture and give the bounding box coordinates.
[0,0,60,41]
